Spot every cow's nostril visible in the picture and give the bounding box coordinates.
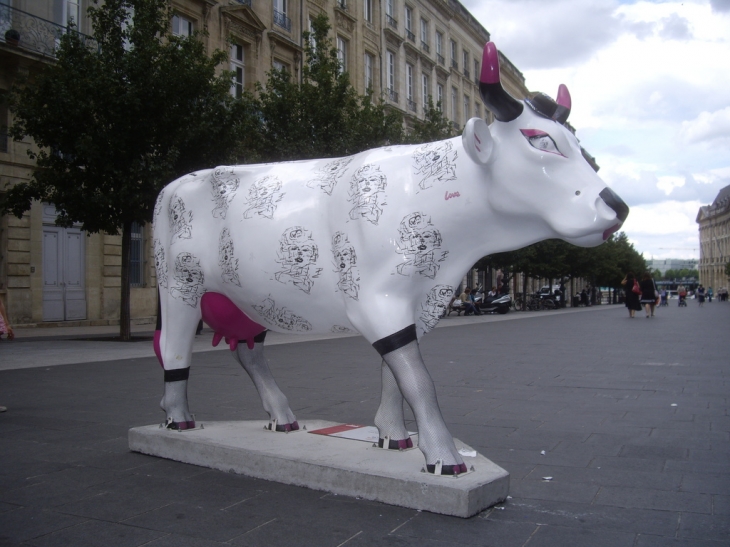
[599,187,629,222]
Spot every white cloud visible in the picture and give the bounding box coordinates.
[680,107,730,147]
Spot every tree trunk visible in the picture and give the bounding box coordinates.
[120,221,132,341]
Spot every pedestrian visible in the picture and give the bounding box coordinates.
[0,296,13,342]
[458,288,481,316]
[677,284,687,307]
[621,272,642,318]
[0,296,13,413]
[639,272,658,318]
[707,287,713,303]
[697,285,706,307]
[660,288,667,306]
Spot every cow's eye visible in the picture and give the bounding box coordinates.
[520,129,565,157]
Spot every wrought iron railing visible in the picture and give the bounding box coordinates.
[421,41,430,53]
[451,59,458,70]
[437,53,444,65]
[386,15,397,29]
[0,3,96,58]
[387,88,398,103]
[337,0,348,11]
[405,29,415,42]
[273,9,291,32]
[407,99,417,113]
[234,0,252,6]
[463,68,470,79]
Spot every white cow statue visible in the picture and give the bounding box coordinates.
[153,42,629,475]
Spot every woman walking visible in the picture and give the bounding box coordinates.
[622,271,642,318]
[639,272,658,318]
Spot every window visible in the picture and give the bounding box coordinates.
[463,50,470,77]
[307,17,316,51]
[437,84,443,112]
[463,94,470,122]
[451,86,457,121]
[406,63,414,100]
[274,0,287,15]
[405,6,412,31]
[436,32,443,55]
[387,50,395,88]
[475,102,481,119]
[474,59,479,82]
[364,53,374,90]
[64,0,81,26]
[130,222,144,287]
[422,73,429,106]
[420,19,428,46]
[230,43,245,98]
[273,59,288,72]
[0,102,8,153]
[386,0,394,17]
[172,14,193,37]
[337,36,348,73]
[273,0,291,31]
[450,39,457,68]
[364,0,373,23]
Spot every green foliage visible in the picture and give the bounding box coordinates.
[405,97,453,144]
[1,0,252,338]
[245,14,403,162]
[663,268,699,280]
[2,0,248,232]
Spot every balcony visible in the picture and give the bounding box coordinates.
[421,41,430,54]
[336,0,348,11]
[234,0,252,5]
[437,53,445,65]
[451,59,458,70]
[387,88,399,103]
[273,9,291,32]
[407,98,417,113]
[0,3,96,59]
[463,68,470,79]
[405,29,415,42]
[386,15,398,29]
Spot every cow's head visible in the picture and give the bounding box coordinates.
[462,42,628,247]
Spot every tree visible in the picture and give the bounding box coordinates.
[245,14,403,163]
[406,97,453,144]
[1,0,251,340]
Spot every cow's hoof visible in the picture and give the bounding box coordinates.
[379,437,413,450]
[165,418,196,430]
[426,462,468,475]
[269,420,299,432]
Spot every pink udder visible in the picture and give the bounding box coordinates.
[200,292,266,351]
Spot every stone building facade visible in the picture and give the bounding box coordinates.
[697,184,730,291]
[0,0,530,327]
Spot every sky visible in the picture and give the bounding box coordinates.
[461,0,730,260]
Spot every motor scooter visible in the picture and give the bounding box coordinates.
[476,292,511,314]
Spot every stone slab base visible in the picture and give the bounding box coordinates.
[128,420,509,518]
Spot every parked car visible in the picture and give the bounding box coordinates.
[539,285,562,302]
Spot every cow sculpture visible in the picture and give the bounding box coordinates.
[153,42,629,475]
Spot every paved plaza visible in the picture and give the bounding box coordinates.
[0,301,728,546]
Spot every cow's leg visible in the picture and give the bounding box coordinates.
[156,295,200,430]
[233,332,299,431]
[374,360,413,449]
[377,329,466,474]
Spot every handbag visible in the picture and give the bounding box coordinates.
[632,279,641,294]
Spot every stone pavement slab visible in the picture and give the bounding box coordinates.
[0,301,728,546]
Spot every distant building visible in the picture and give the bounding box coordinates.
[646,258,698,276]
[697,184,730,290]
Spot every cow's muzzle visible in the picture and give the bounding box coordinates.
[599,187,629,223]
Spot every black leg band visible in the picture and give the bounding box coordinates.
[164,367,190,382]
[254,330,267,344]
[372,325,417,356]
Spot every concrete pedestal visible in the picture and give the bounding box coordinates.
[128,420,509,518]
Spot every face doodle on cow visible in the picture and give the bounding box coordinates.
[274,227,322,294]
[413,141,458,191]
[170,252,205,307]
[153,191,165,220]
[395,212,448,279]
[418,285,454,336]
[348,164,388,225]
[218,228,241,286]
[307,158,353,195]
[331,232,360,300]
[210,167,240,219]
[153,238,168,289]
[243,176,285,220]
[253,297,312,332]
[168,194,193,242]
[332,325,355,334]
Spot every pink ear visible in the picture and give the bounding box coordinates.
[556,84,571,110]
[480,42,500,85]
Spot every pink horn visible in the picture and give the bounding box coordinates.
[478,42,523,122]
[554,84,571,124]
